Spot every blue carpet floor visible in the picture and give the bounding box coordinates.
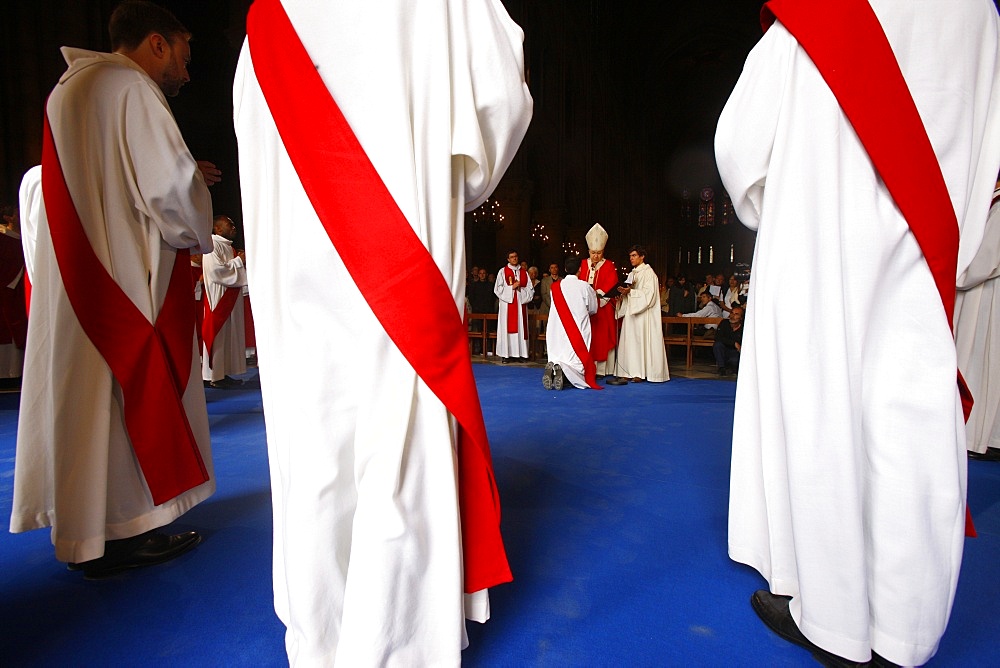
[0,366,997,666]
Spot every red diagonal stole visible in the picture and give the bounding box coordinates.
[41,116,208,505]
[551,281,602,390]
[203,286,241,369]
[247,0,511,591]
[503,265,528,338]
[762,0,977,535]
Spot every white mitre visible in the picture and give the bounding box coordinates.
[586,223,608,251]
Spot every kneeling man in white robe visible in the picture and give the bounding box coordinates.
[544,255,597,390]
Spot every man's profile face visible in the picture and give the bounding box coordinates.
[215,217,237,240]
[629,250,642,267]
[159,35,191,97]
[730,307,744,326]
[698,292,711,306]
[507,252,519,266]
[549,263,559,277]
[589,249,604,264]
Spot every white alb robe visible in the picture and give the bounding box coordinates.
[202,234,247,382]
[545,275,597,389]
[18,166,41,288]
[956,189,1000,453]
[234,2,532,665]
[614,263,669,382]
[494,264,534,358]
[716,4,1000,665]
[9,48,215,563]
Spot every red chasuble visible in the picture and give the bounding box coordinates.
[247,0,510,592]
[503,265,528,337]
[550,281,601,390]
[202,287,241,369]
[762,0,976,535]
[40,116,208,505]
[579,259,618,361]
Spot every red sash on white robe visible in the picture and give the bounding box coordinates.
[503,265,528,337]
[762,0,976,535]
[247,0,510,592]
[551,281,601,390]
[203,286,240,369]
[40,115,208,505]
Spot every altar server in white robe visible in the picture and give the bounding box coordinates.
[234,0,532,664]
[545,255,597,389]
[9,0,216,575]
[18,166,42,290]
[716,1,1000,665]
[494,249,534,361]
[956,184,1000,459]
[614,245,669,382]
[201,214,247,385]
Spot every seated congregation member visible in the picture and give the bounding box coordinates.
[713,304,744,376]
[494,249,534,362]
[615,245,669,383]
[543,255,598,390]
[468,267,494,354]
[234,0,532,663]
[539,262,560,316]
[678,290,723,335]
[202,215,247,388]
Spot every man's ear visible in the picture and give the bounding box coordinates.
[148,33,168,58]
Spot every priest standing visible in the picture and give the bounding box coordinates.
[494,249,533,362]
[614,245,669,383]
[578,223,618,377]
[716,1,1000,665]
[202,214,247,388]
[234,0,532,664]
[956,181,1000,461]
[9,0,218,579]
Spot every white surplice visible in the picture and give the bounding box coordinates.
[233,2,532,665]
[716,3,1000,664]
[201,234,247,382]
[545,275,597,389]
[494,264,534,359]
[18,166,41,288]
[614,263,669,382]
[956,189,1000,454]
[9,48,215,563]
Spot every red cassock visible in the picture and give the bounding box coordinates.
[579,259,618,362]
[0,233,27,349]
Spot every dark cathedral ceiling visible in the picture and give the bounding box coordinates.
[2,0,763,272]
[501,0,763,270]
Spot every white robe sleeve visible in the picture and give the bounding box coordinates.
[619,267,657,317]
[518,279,534,305]
[714,23,795,231]
[18,165,42,285]
[494,270,513,304]
[120,81,214,253]
[452,0,533,211]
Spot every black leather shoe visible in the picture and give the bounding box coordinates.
[210,376,244,389]
[969,447,1000,461]
[80,531,202,580]
[751,590,879,668]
